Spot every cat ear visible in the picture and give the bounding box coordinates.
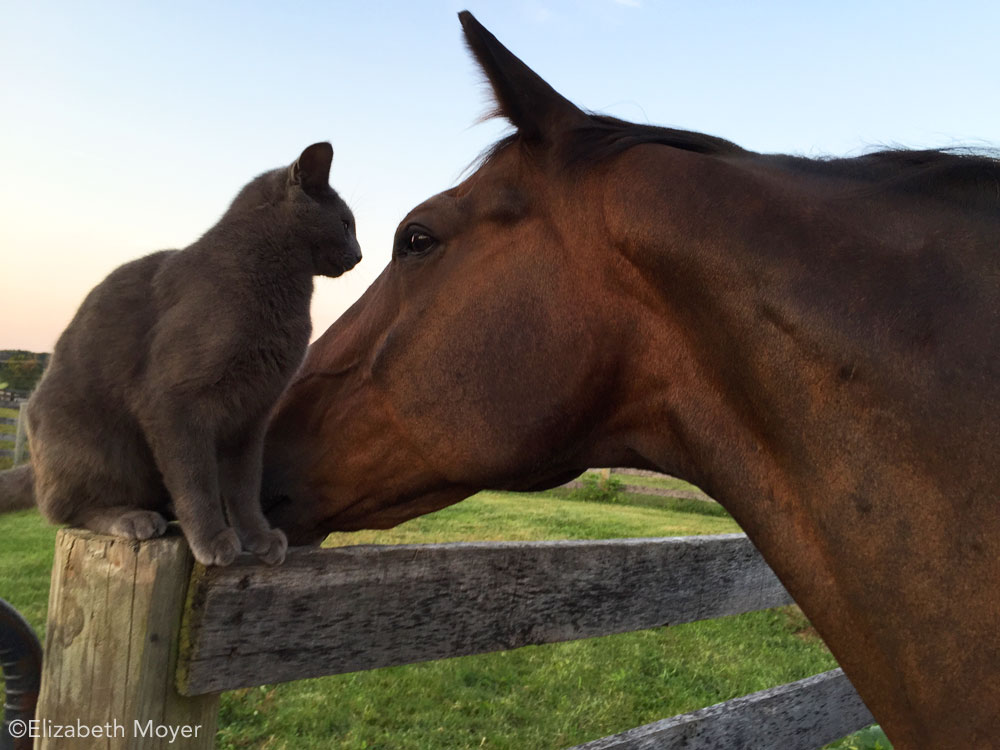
[288,142,333,192]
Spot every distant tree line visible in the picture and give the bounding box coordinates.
[0,350,50,393]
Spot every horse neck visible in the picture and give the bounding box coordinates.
[595,148,838,499]
[594,143,1000,745]
[600,144,993,502]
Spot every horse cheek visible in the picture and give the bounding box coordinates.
[427,291,586,476]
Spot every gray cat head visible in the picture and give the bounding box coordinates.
[229,142,362,278]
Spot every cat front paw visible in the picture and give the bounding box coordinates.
[243,528,288,566]
[190,528,242,567]
[110,510,168,540]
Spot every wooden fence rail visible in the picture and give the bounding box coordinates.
[180,533,793,693]
[33,529,874,749]
[570,669,871,750]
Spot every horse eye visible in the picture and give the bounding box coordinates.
[408,232,436,254]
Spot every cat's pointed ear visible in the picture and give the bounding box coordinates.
[288,142,333,192]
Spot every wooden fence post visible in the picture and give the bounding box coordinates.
[34,529,217,749]
[12,404,26,465]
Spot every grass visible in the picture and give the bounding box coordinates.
[322,491,738,547]
[565,487,732,518]
[0,509,55,628]
[596,472,702,493]
[550,471,730,519]
[0,406,19,471]
[0,489,884,748]
[218,610,836,749]
[0,406,16,434]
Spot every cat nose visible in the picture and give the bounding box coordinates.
[349,241,362,267]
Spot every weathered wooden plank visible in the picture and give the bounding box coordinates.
[567,668,874,750]
[36,529,217,749]
[179,533,792,695]
[11,407,26,465]
[0,417,16,426]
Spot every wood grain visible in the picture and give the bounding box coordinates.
[36,529,217,749]
[567,668,874,750]
[179,534,792,694]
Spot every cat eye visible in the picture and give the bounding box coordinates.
[342,219,351,235]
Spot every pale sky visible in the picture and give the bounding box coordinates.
[3,1,998,352]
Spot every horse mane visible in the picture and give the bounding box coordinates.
[477,113,1000,210]
[774,148,1000,209]
[473,114,743,170]
[564,114,745,161]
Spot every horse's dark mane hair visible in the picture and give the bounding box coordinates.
[474,114,744,170]
[477,113,1000,209]
[772,148,1000,208]
[564,114,746,162]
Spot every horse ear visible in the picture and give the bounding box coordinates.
[289,142,333,192]
[459,11,585,144]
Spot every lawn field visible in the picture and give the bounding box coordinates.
[549,471,728,518]
[594,472,701,493]
[0,406,19,471]
[0,406,16,431]
[0,489,886,748]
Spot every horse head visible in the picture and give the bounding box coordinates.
[263,13,707,540]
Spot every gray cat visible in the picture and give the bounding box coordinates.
[8,142,359,566]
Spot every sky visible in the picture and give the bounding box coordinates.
[3,1,998,353]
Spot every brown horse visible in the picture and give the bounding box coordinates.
[263,12,1000,748]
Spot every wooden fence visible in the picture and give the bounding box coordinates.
[30,528,875,749]
[0,401,28,464]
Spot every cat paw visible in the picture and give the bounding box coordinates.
[243,528,288,566]
[110,510,168,540]
[190,528,242,567]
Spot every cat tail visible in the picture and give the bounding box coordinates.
[0,464,36,513]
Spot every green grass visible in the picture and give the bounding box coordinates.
[554,471,730,519]
[558,487,732,518]
[0,406,22,471]
[597,472,701,493]
[322,491,738,547]
[0,509,56,627]
[218,610,836,749]
[0,406,17,434]
[830,726,893,750]
[0,489,884,748]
